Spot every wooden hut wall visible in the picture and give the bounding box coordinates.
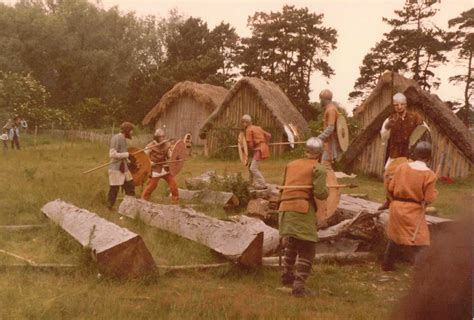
[205,86,286,156]
[352,86,472,178]
[154,97,210,145]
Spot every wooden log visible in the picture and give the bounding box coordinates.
[118,196,280,267]
[41,200,156,278]
[247,198,271,220]
[178,188,239,210]
[184,170,218,190]
[262,252,375,266]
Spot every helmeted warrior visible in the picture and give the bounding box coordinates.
[241,114,272,189]
[141,128,179,203]
[107,122,136,210]
[379,92,427,210]
[317,89,341,164]
[278,137,329,297]
[382,142,438,271]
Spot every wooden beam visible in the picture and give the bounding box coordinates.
[41,200,156,278]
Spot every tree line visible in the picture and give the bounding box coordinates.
[0,0,471,129]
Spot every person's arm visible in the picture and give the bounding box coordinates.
[317,109,337,141]
[312,164,329,200]
[263,129,272,141]
[424,172,438,204]
[380,118,391,144]
[109,137,129,159]
[245,128,254,148]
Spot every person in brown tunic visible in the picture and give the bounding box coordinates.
[317,89,340,164]
[379,92,426,210]
[241,114,271,189]
[141,128,179,203]
[382,142,438,272]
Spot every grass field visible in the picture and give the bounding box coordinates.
[0,134,471,319]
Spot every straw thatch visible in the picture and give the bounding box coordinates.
[341,71,473,178]
[142,81,228,126]
[200,77,307,138]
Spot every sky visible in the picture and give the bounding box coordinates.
[2,0,472,113]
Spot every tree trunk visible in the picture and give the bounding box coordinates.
[463,50,472,126]
[178,188,239,210]
[118,197,280,267]
[41,200,156,278]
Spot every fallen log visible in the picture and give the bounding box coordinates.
[184,170,219,190]
[41,199,156,278]
[247,198,271,220]
[118,196,280,267]
[262,252,375,266]
[178,188,239,210]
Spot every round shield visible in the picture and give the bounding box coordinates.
[336,114,350,152]
[409,125,431,149]
[127,147,151,186]
[237,131,249,166]
[284,124,295,148]
[169,139,187,176]
[315,165,340,222]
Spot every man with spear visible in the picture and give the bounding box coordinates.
[141,128,179,204]
[107,122,136,210]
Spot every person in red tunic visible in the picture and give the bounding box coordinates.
[241,114,271,189]
[378,92,426,210]
[382,142,438,272]
[141,128,179,203]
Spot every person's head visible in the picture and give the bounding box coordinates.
[413,141,432,163]
[393,93,407,114]
[241,114,252,128]
[14,115,20,124]
[319,89,333,107]
[120,122,134,139]
[305,137,323,159]
[153,128,166,142]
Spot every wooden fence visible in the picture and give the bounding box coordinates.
[44,129,152,146]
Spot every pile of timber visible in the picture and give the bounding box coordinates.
[41,200,156,278]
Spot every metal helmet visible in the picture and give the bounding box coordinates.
[120,122,134,133]
[154,128,165,138]
[319,89,333,101]
[393,92,407,104]
[413,141,432,161]
[241,114,252,122]
[305,137,323,156]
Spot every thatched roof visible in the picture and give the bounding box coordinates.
[142,81,228,126]
[342,71,474,167]
[199,77,307,138]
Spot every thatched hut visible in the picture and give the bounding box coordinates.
[142,81,228,145]
[341,71,473,178]
[199,77,308,156]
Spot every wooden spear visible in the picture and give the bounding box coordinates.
[276,183,358,190]
[227,141,306,148]
[82,139,170,174]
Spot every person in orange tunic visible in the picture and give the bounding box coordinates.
[141,128,179,203]
[382,142,438,272]
[241,114,271,189]
[317,89,340,165]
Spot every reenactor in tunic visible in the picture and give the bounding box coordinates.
[241,114,272,189]
[107,122,136,210]
[317,89,340,164]
[379,92,426,210]
[141,128,179,203]
[278,137,329,297]
[382,142,438,271]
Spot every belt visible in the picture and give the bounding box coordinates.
[392,196,422,205]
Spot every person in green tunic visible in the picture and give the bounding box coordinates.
[278,137,328,297]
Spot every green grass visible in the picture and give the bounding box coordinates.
[0,134,471,319]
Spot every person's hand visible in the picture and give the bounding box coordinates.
[385,118,396,130]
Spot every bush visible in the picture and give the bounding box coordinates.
[209,172,251,207]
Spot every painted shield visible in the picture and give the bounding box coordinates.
[284,124,296,148]
[409,124,431,149]
[169,139,187,176]
[127,147,151,186]
[336,114,350,152]
[237,131,249,166]
[315,165,340,222]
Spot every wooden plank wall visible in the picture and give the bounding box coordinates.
[206,86,286,156]
[154,97,210,145]
[352,86,472,178]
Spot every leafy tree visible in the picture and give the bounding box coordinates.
[239,5,337,119]
[350,0,451,101]
[448,8,473,126]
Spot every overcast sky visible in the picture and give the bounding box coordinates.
[2,0,472,113]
